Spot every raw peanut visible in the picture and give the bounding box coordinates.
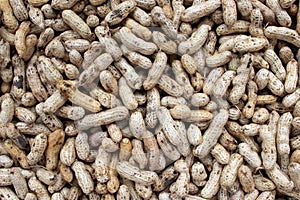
[15,22,30,59]
[0,155,13,168]
[118,27,157,55]
[45,129,65,170]
[125,18,152,41]
[0,187,19,200]
[279,46,294,65]
[156,129,181,161]
[62,10,93,40]
[204,31,217,55]
[45,37,66,59]
[65,39,90,53]
[143,131,160,171]
[292,117,300,130]
[81,42,102,69]
[171,60,194,99]
[132,139,148,169]
[291,149,300,163]
[60,137,76,166]
[267,72,285,96]
[222,0,237,25]
[237,165,255,193]
[282,88,300,107]
[129,111,147,139]
[181,0,221,22]
[242,123,261,136]
[266,0,292,27]
[86,15,99,27]
[36,168,57,185]
[169,160,190,198]
[11,55,25,99]
[220,153,243,188]
[255,68,270,90]
[27,133,48,166]
[284,59,298,93]
[157,74,183,97]
[0,0,19,32]
[151,6,177,39]
[117,185,130,200]
[264,49,286,82]
[181,54,197,75]
[65,64,80,80]
[131,7,153,27]
[253,175,276,191]
[57,80,101,112]
[260,124,277,170]
[28,5,45,29]
[178,24,211,55]
[145,88,160,128]
[59,163,73,183]
[75,132,90,160]
[105,0,136,25]
[212,70,236,97]
[94,30,121,61]
[191,162,207,187]
[71,161,94,194]
[216,20,250,35]
[288,162,300,190]
[211,143,230,164]
[200,161,223,198]
[119,77,138,110]
[236,0,253,16]
[187,124,202,146]
[11,167,28,199]
[37,27,54,47]
[265,26,300,47]
[107,124,122,143]
[206,51,232,68]
[203,67,224,95]
[229,54,251,104]
[249,9,264,36]
[193,109,228,159]
[277,112,292,172]
[114,58,143,89]
[172,0,185,29]
[88,84,119,109]
[266,164,294,192]
[42,90,67,114]
[252,108,269,124]
[152,31,177,54]
[0,28,15,45]
[143,52,167,90]
[102,137,119,152]
[116,161,158,186]
[233,36,269,52]
[121,45,152,69]
[28,176,50,200]
[242,80,258,119]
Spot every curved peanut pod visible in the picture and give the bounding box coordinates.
[119,27,157,55]
[201,162,223,198]
[178,24,211,55]
[181,0,221,22]
[105,1,136,25]
[193,109,229,159]
[264,26,300,47]
[62,10,92,40]
[76,106,129,130]
[116,161,158,186]
[220,153,243,188]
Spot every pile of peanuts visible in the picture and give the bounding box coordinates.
[1,0,300,199]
